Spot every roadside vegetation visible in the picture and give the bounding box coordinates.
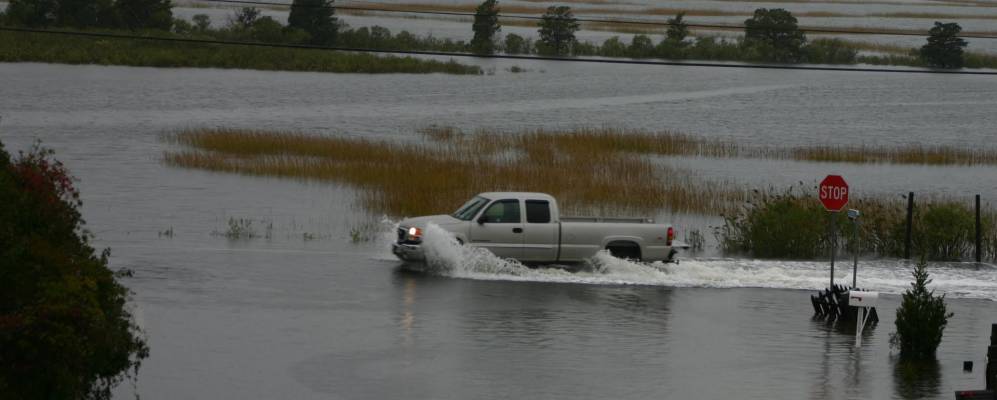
[0,0,481,74]
[0,29,482,74]
[0,140,148,399]
[715,184,996,261]
[164,127,997,261]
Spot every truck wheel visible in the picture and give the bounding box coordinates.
[606,242,641,261]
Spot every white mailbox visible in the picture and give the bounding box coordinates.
[848,291,879,307]
[848,290,879,348]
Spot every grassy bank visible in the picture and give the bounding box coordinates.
[0,30,482,74]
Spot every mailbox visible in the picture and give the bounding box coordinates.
[848,291,879,307]
[848,290,879,348]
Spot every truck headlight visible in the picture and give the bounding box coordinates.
[407,227,423,240]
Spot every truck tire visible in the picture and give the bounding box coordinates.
[606,242,641,261]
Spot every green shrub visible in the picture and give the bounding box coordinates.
[716,186,839,259]
[0,141,148,399]
[806,38,858,64]
[716,185,994,260]
[890,257,952,359]
[914,202,975,261]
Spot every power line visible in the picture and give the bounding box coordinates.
[193,0,997,40]
[3,25,997,75]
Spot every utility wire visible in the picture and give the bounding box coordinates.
[192,0,997,40]
[3,25,997,75]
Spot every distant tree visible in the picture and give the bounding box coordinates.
[920,21,967,69]
[537,5,578,56]
[288,0,338,44]
[628,34,654,58]
[743,8,806,62]
[114,0,173,30]
[601,36,626,57]
[249,16,284,42]
[4,0,114,28]
[0,141,148,399]
[470,0,500,55]
[230,7,260,30]
[890,257,953,359]
[172,17,192,34]
[665,12,689,44]
[504,32,528,54]
[192,13,211,31]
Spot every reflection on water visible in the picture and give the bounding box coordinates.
[399,275,417,347]
[894,358,942,400]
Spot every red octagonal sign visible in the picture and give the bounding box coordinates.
[819,175,849,212]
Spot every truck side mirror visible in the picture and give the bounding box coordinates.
[477,215,488,225]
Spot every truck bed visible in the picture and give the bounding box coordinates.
[561,216,653,224]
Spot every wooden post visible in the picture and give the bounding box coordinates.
[976,194,982,263]
[905,192,914,259]
[988,323,996,391]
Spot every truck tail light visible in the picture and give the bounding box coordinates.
[666,227,674,246]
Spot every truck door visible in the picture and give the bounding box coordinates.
[469,199,524,259]
[521,199,558,262]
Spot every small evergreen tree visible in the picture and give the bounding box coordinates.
[537,5,578,56]
[890,257,953,359]
[920,21,967,69]
[743,8,806,62]
[470,0,500,55]
[665,12,689,44]
[288,0,338,44]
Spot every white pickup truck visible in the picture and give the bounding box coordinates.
[392,192,686,264]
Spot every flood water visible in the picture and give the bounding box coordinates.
[2,60,997,399]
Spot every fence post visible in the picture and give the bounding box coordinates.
[976,194,982,263]
[905,192,914,259]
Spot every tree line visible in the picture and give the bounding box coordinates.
[0,0,976,68]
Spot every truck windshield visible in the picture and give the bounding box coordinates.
[452,196,489,221]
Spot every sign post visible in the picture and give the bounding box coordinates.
[819,175,849,287]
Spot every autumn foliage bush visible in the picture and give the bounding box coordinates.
[0,141,148,399]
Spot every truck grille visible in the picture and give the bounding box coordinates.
[397,227,407,243]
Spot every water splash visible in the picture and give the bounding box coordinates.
[419,224,997,300]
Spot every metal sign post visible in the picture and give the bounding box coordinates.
[820,175,849,288]
[848,209,860,288]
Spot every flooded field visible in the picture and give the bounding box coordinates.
[2,59,997,399]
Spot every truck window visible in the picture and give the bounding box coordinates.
[481,199,521,223]
[452,196,489,221]
[525,200,551,223]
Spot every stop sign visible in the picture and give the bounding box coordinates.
[819,175,849,212]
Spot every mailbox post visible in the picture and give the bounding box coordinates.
[848,291,879,348]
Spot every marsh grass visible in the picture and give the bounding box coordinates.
[165,127,741,217]
[425,126,997,166]
[0,30,482,75]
